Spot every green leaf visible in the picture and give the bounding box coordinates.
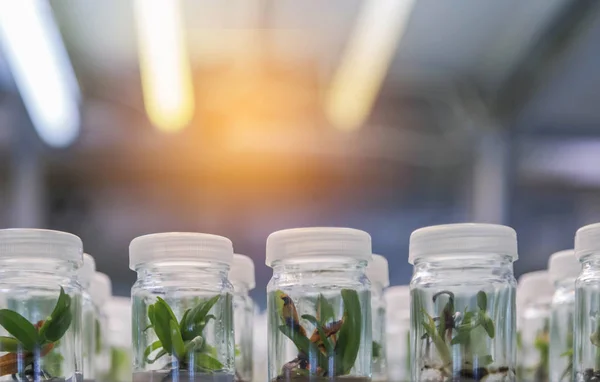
[42,307,73,343]
[144,340,163,360]
[169,319,186,360]
[194,353,224,371]
[182,295,221,341]
[317,294,335,325]
[451,328,471,345]
[372,341,382,359]
[333,289,362,376]
[420,309,451,366]
[0,336,20,352]
[184,335,204,353]
[147,349,167,364]
[179,309,190,331]
[483,316,495,339]
[279,324,328,374]
[156,297,178,323]
[0,309,39,350]
[301,314,333,354]
[152,300,174,353]
[39,287,72,343]
[477,291,487,311]
[479,354,493,366]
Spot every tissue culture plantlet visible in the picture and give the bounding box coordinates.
[142,295,228,381]
[0,287,72,381]
[417,290,513,381]
[532,320,549,381]
[273,290,363,381]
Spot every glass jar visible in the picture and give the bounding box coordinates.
[230,254,255,382]
[409,223,518,382]
[79,254,97,380]
[574,223,600,381]
[253,311,267,382]
[130,232,235,382]
[384,286,410,382]
[90,272,112,378]
[106,297,132,382]
[0,228,83,382]
[548,250,579,382]
[517,271,553,382]
[367,254,389,381]
[266,227,372,382]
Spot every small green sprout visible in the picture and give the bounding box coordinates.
[274,290,362,378]
[143,295,225,374]
[0,287,72,380]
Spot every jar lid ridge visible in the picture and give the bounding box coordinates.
[0,228,83,265]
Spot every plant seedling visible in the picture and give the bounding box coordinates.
[143,295,226,377]
[419,290,498,379]
[0,287,72,381]
[533,321,549,381]
[274,290,362,378]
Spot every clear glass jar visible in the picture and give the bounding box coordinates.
[266,227,372,382]
[90,272,112,379]
[517,271,553,382]
[130,232,235,382]
[548,250,579,382]
[574,223,600,381]
[79,254,97,381]
[384,286,410,382]
[0,228,83,381]
[367,254,389,381]
[106,297,132,382]
[253,311,267,382]
[230,254,255,382]
[409,223,518,382]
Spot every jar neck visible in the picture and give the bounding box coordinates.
[581,255,600,271]
[413,253,513,273]
[0,257,78,277]
[136,260,230,280]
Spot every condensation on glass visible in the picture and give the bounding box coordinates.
[266,227,373,382]
[548,249,579,382]
[367,254,389,382]
[130,232,235,382]
[574,223,600,382]
[409,223,518,382]
[230,254,255,382]
[384,286,410,382]
[0,228,84,382]
[516,271,553,382]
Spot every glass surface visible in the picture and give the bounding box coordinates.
[0,259,82,382]
[371,283,386,381]
[549,279,575,382]
[232,283,253,382]
[519,302,550,382]
[386,316,410,382]
[411,255,517,382]
[574,258,600,382]
[82,292,96,380]
[131,262,235,382]
[267,260,371,382]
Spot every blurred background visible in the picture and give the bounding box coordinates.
[0,0,599,308]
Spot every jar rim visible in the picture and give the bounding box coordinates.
[0,228,83,265]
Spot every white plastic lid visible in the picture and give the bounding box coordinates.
[90,272,112,307]
[79,253,96,288]
[0,228,83,265]
[367,254,390,287]
[408,223,518,264]
[129,232,234,269]
[517,270,553,305]
[575,223,600,260]
[548,249,580,282]
[230,254,256,290]
[106,297,132,348]
[266,227,372,266]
